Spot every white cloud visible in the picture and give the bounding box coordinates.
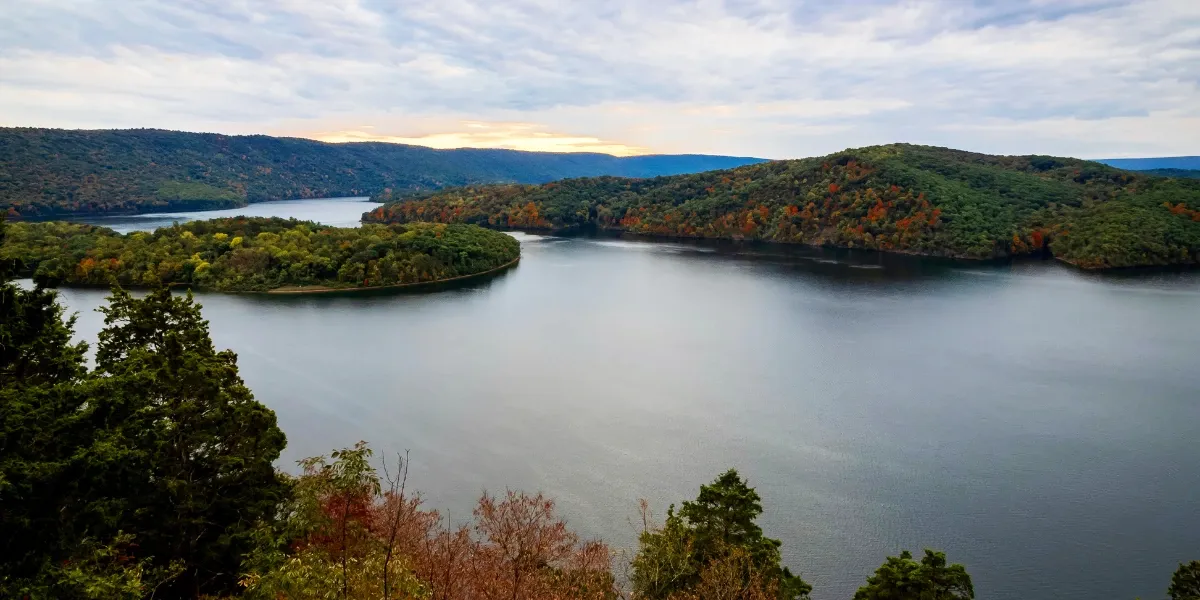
[309,122,649,156]
[1,0,1197,158]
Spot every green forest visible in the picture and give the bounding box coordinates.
[0,218,519,293]
[365,144,1200,269]
[0,128,760,217]
[3,222,1197,599]
[1141,169,1200,179]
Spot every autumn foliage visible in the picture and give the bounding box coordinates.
[667,548,779,600]
[242,443,614,600]
[244,447,824,600]
[365,144,1200,269]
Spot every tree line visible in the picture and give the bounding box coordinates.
[0,217,519,293]
[2,218,1196,599]
[364,144,1200,269]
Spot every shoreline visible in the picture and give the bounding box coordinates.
[263,256,521,295]
[379,221,1200,272]
[20,257,520,297]
[366,219,1016,263]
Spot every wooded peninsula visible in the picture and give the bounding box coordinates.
[0,218,520,293]
[364,144,1200,269]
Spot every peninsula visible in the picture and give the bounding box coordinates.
[0,217,520,293]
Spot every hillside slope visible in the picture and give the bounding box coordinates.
[364,144,1200,269]
[0,128,764,217]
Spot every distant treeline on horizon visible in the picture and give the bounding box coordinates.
[0,127,765,218]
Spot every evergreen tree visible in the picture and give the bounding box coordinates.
[1170,561,1200,600]
[632,469,811,600]
[679,469,811,599]
[0,217,93,590]
[0,230,87,387]
[853,549,974,600]
[1,219,289,597]
[680,469,778,566]
[84,287,290,596]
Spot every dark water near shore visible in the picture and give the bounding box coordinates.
[54,199,1200,600]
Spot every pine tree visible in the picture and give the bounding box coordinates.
[633,469,811,600]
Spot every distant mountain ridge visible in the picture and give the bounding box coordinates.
[0,127,766,217]
[1098,156,1200,171]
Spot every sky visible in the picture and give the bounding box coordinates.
[2,0,1198,159]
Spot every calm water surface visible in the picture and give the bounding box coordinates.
[55,200,1200,600]
[64,196,379,233]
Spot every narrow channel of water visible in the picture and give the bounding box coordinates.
[62,196,380,233]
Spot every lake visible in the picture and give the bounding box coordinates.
[52,198,1200,600]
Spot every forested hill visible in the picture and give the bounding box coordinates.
[0,127,764,217]
[364,144,1200,269]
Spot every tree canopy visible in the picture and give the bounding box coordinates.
[365,144,1200,269]
[852,549,974,600]
[0,217,519,293]
[1,217,289,596]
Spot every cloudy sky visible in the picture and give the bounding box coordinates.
[2,0,1198,159]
